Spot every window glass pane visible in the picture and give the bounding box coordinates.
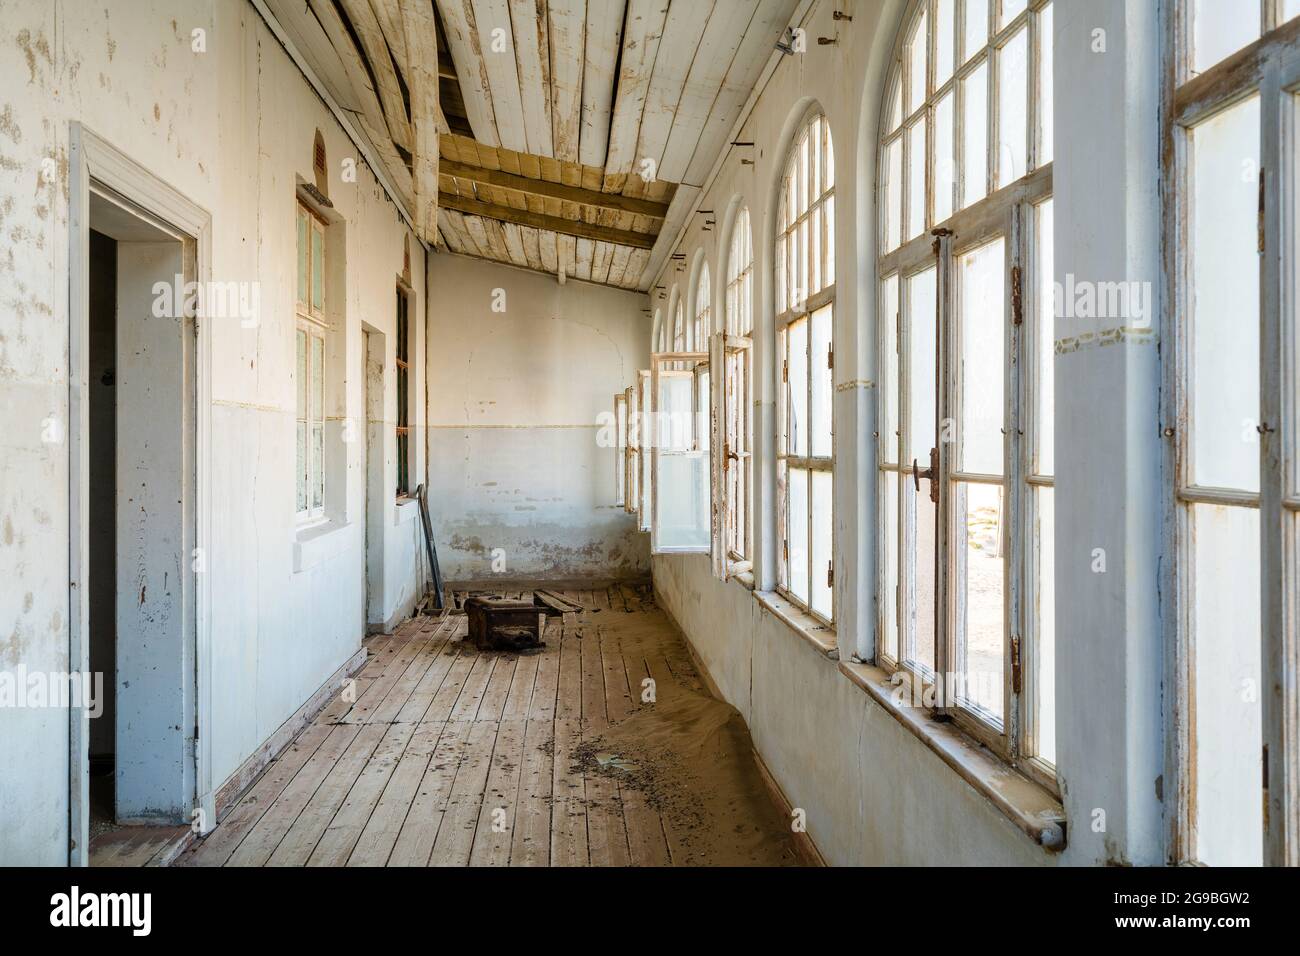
[888,77,902,134]
[1191,95,1259,492]
[296,329,307,418]
[907,267,938,465]
[1192,0,1259,75]
[824,194,835,287]
[935,0,955,87]
[962,62,988,207]
[656,454,710,550]
[907,119,927,240]
[934,90,956,225]
[312,424,324,510]
[1039,3,1054,166]
[885,137,903,252]
[908,8,928,115]
[964,0,988,62]
[695,368,710,451]
[810,205,822,295]
[788,318,808,457]
[811,469,833,619]
[882,275,900,464]
[1192,503,1262,866]
[904,478,937,673]
[1287,0,1300,21]
[1035,486,1056,766]
[824,123,835,191]
[1000,0,1027,28]
[959,239,1005,474]
[296,422,307,513]
[1037,199,1054,476]
[955,481,1004,724]
[311,223,324,312]
[997,26,1028,189]
[883,471,901,660]
[297,209,309,306]
[789,467,810,603]
[311,334,324,422]
[811,304,833,458]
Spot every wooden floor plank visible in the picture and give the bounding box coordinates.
[509,717,554,866]
[347,720,446,866]
[468,718,526,866]
[387,721,471,866]
[429,719,498,866]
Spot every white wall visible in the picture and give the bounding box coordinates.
[427,254,650,583]
[0,0,427,863]
[647,0,1168,866]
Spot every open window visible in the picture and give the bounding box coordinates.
[623,384,638,516]
[613,392,628,507]
[637,369,652,533]
[650,350,711,552]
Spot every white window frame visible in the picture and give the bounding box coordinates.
[649,351,710,553]
[775,108,836,623]
[614,392,628,507]
[714,206,755,577]
[296,201,328,524]
[1163,0,1300,867]
[876,0,1055,780]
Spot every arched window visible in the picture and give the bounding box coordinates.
[775,110,835,622]
[692,262,711,349]
[877,0,1054,777]
[719,206,753,569]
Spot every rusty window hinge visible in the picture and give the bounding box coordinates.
[782,359,788,382]
[1259,166,1266,253]
[783,540,789,561]
[827,346,834,369]
[1010,634,1023,694]
[826,561,834,588]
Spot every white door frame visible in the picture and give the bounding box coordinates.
[67,122,214,864]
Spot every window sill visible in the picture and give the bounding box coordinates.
[293,519,352,573]
[394,497,419,526]
[753,590,838,660]
[729,568,755,591]
[838,658,1067,852]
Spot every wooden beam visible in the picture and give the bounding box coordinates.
[401,0,441,244]
[339,0,415,149]
[439,159,669,218]
[438,192,658,249]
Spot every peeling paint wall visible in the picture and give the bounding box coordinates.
[0,0,427,863]
[426,254,650,583]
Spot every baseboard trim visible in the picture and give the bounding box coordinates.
[212,645,368,820]
[655,589,827,868]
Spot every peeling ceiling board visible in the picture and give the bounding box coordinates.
[262,0,799,290]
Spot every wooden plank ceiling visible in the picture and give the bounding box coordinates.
[262,1,799,290]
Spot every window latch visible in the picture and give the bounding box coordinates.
[1011,634,1023,695]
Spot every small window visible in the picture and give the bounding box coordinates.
[614,392,628,507]
[296,201,328,521]
[650,349,711,553]
[714,206,754,577]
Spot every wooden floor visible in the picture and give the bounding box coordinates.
[177,584,801,867]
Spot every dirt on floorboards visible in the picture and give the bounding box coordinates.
[173,583,805,867]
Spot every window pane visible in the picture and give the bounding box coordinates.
[695,368,710,451]
[296,422,307,513]
[1039,3,1054,166]
[296,209,309,306]
[907,267,938,465]
[1287,0,1300,21]
[1192,0,1259,75]
[1000,0,1027,28]
[959,239,1005,475]
[656,454,710,550]
[311,423,324,510]
[1037,199,1054,476]
[934,90,956,225]
[1034,486,1056,766]
[997,26,1028,189]
[811,304,833,458]
[811,469,833,620]
[1191,95,1259,492]
[962,62,988,207]
[1192,503,1262,866]
[788,318,808,457]
[955,481,1004,724]
[883,471,901,661]
[824,122,835,191]
[296,329,307,418]
[904,477,937,673]
[311,223,325,312]
[311,334,324,422]
[907,8,928,115]
[789,467,810,602]
[824,194,835,288]
[885,137,903,252]
[882,275,900,464]
[935,0,955,87]
[907,120,927,240]
[964,0,988,62]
